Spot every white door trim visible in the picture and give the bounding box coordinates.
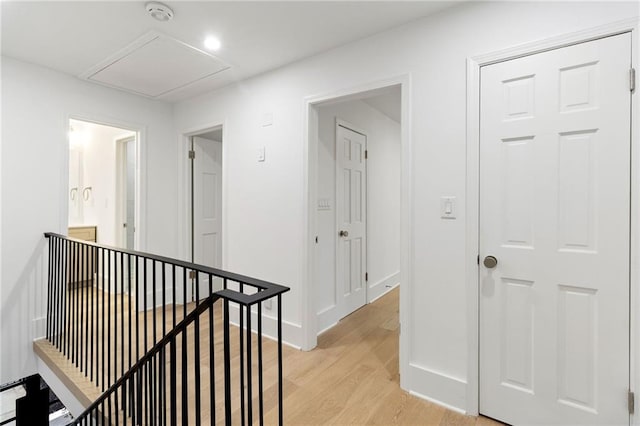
[302,73,412,390]
[177,122,227,270]
[64,114,146,251]
[465,17,640,418]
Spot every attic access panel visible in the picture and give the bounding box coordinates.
[82,32,230,98]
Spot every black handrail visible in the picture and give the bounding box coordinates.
[44,232,282,291]
[43,232,289,425]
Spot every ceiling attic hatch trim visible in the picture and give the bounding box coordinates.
[79,31,231,99]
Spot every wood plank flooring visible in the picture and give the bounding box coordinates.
[36,287,504,425]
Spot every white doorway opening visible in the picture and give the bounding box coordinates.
[67,118,139,250]
[303,77,412,393]
[313,91,402,333]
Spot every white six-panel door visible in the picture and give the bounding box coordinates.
[193,136,223,297]
[480,34,631,425]
[336,123,367,318]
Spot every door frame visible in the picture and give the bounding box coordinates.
[64,114,145,251]
[465,18,640,418]
[115,135,136,249]
[177,122,227,271]
[302,74,412,389]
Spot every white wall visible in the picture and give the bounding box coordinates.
[316,97,401,332]
[0,56,176,384]
[173,1,638,412]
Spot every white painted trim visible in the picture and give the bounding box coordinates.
[407,363,467,413]
[65,114,147,252]
[302,74,413,394]
[177,122,227,269]
[228,304,303,350]
[368,271,399,303]
[465,17,640,418]
[409,390,466,416]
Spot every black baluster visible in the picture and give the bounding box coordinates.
[209,274,215,424]
[181,268,188,426]
[258,299,264,426]
[107,249,112,387]
[170,336,177,426]
[224,295,231,426]
[240,283,245,426]
[101,248,105,392]
[247,300,253,426]
[278,294,283,426]
[46,234,53,340]
[194,272,201,426]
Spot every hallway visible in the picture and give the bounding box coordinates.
[273,288,503,425]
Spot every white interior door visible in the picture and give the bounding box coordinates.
[479,34,631,425]
[193,135,223,298]
[336,123,367,318]
[124,138,136,250]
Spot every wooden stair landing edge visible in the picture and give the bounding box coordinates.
[34,339,101,411]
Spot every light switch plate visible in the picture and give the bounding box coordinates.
[262,112,273,127]
[317,198,331,210]
[257,146,266,162]
[440,196,456,219]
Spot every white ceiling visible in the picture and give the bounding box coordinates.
[1,1,459,102]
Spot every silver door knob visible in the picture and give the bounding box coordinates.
[339,230,349,237]
[483,255,498,268]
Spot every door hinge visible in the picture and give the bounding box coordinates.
[189,270,196,280]
[630,68,636,93]
[477,254,480,265]
[629,390,635,415]
[365,150,368,160]
[188,150,195,159]
[365,272,368,282]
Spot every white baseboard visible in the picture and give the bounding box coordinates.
[32,316,46,340]
[228,304,302,350]
[316,304,338,334]
[407,363,467,413]
[368,271,400,303]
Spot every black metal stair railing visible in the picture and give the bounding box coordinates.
[44,232,289,425]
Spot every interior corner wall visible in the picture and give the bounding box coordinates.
[0,56,176,384]
[315,99,401,332]
[173,1,637,412]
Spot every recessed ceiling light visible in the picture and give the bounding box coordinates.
[146,2,174,22]
[204,36,222,51]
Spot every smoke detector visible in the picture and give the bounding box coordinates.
[146,2,174,22]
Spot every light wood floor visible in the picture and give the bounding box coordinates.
[265,288,503,425]
[36,287,504,425]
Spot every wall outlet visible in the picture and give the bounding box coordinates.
[264,298,272,310]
